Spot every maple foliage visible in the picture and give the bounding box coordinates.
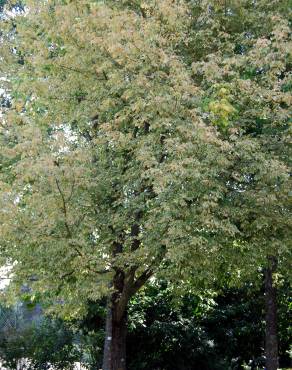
[192,0,292,281]
[0,0,232,316]
[0,1,291,368]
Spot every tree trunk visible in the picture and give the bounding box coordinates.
[112,308,127,370]
[101,232,153,370]
[264,256,279,370]
[102,297,127,370]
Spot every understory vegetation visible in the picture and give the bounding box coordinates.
[0,282,291,369]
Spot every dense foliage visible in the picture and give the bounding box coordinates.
[0,0,291,369]
[0,0,232,316]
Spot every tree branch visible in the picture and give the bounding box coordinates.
[132,267,153,294]
[67,178,75,202]
[56,63,108,80]
[55,176,71,237]
[55,177,106,276]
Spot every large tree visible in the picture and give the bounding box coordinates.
[1,2,291,369]
[0,1,232,368]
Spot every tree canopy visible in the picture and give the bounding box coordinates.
[0,0,234,314]
[0,1,291,369]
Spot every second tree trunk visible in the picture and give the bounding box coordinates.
[264,256,279,370]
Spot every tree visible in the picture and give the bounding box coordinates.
[189,1,291,369]
[0,1,232,368]
[1,2,291,368]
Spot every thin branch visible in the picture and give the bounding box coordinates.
[56,63,108,80]
[60,266,108,280]
[48,95,99,102]
[55,176,71,237]
[103,70,109,80]
[68,241,83,258]
[132,243,167,294]
[60,270,74,280]
[73,213,87,229]
[54,179,110,277]
[67,178,75,202]
[103,49,124,69]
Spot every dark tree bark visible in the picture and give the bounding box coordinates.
[101,223,156,370]
[111,305,127,370]
[101,265,154,370]
[102,296,127,370]
[102,264,129,370]
[264,256,279,370]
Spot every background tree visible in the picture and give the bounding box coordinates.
[187,2,291,369]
